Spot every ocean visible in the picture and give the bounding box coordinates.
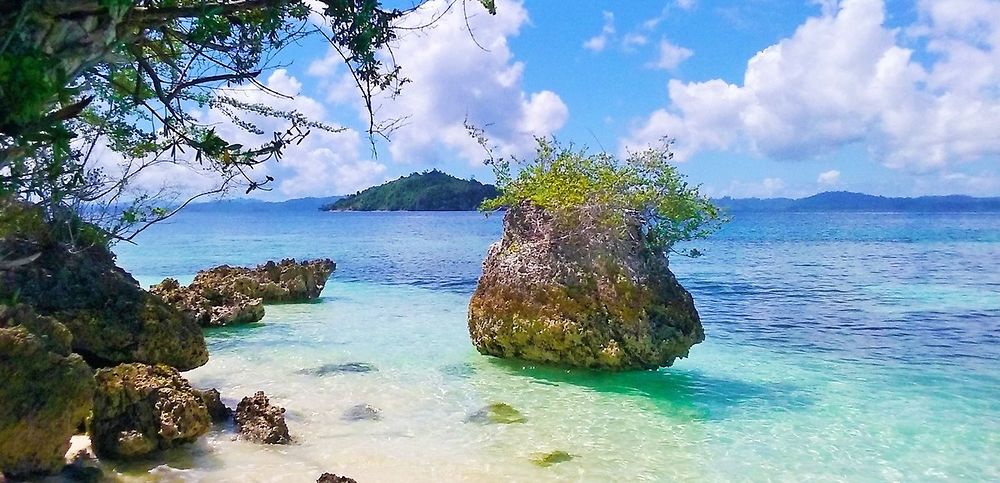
[111,209,1000,482]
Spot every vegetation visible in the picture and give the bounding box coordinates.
[0,0,495,245]
[324,170,498,211]
[480,137,724,256]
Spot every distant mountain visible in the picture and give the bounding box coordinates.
[323,170,499,211]
[185,196,343,212]
[715,191,1000,212]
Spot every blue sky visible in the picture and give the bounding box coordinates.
[176,0,1000,199]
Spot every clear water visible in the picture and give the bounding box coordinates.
[111,210,1000,482]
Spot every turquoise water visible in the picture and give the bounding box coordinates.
[113,210,1000,482]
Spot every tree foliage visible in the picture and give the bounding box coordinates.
[0,0,494,244]
[480,136,725,257]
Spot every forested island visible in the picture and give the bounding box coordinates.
[715,191,1000,212]
[322,170,498,211]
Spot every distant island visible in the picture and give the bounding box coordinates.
[715,191,1000,212]
[322,170,499,211]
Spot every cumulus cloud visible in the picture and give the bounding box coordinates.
[313,0,567,166]
[817,169,841,185]
[650,40,693,70]
[621,0,1000,175]
[584,11,616,52]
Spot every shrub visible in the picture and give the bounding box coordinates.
[481,137,724,256]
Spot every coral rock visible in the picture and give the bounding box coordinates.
[317,473,358,483]
[90,363,211,458]
[150,278,264,327]
[192,258,336,303]
[468,203,704,370]
[235,392,291,444]
[195,388,233,423]
[0,305,94,477]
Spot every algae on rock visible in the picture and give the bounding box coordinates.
[468,203,704,370]
[0,305,95,477]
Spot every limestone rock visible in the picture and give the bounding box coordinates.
[0,305,94,477]
[192,258,336,303]
[341,404,381,422]
[0,200,208,370]
[465,403,526,425]
[150,278,264,327]
[91,363,211,458]
[468,203,704,370]
[234,392,291,444]
[195,388,232,423]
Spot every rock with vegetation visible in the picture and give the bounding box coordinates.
[191,258,336,303]
[0,199,209,370]
[234,392,291,444]
[468,139,720,370]
[465,403,527,425]
[0,305,94,478]
[532,450,574,467]
[90,363,211,458]
[151,278,265,327]
[322,170,499,211]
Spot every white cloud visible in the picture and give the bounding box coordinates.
[817,169,841,185]
[676,0,697,11]
[650,39,693,70]
[584,11,616,52]
[315,0,567,166]
[621,0,1000,175]
[708,177,788,198]
[623,33,649,49]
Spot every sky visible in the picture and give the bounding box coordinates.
[135,0,1000,200]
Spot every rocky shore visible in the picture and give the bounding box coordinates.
[468,202,704,370]
[0,198,334,479]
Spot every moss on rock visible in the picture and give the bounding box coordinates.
[0,305,94,477]
[468,203,704,370]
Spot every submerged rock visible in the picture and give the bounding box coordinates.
[299,362,377,376]
[195,388,233,423]
[151,278,264,327]
[234,392,291,444]
[532,450,574,467]
[341,404,382,421]
[317,473,358,483]
[192,258,336,303]
[90,363,211,458]
[468,203,704,370]
[466,403,526,425]
[0,200,208,370]
[0,305,94,477]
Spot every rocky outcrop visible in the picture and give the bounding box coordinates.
[192,259,336,303]
[234,392,291,444]
[0,200,208,370]
[468,203,704,370]
[0,305,94,477]
[150,278,264,327]
[90,364,211,458]
[195,388,233,423]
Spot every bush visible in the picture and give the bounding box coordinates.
[481,138,724,256]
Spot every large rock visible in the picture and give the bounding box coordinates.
[192,258,336,303]
[234,392,291,444]
[468,203,704,370]
[150,278,264,327]
[0,305,94,477]
[0,200,208,370]
[90,363,211,458]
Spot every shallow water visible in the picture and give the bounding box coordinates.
[114,210,1000,482]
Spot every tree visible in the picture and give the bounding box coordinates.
[0,0,495,243]
[479,135,725,258]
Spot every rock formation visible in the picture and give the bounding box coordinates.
[150,278,264,327]
[468,203,704,370]
[90,364,211,458]
[234,392,291,444]
[317,473,358,483]
[0,305,94,477]
[192,259,336,303]
[0,200,208,370]
[195,388,233,423]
